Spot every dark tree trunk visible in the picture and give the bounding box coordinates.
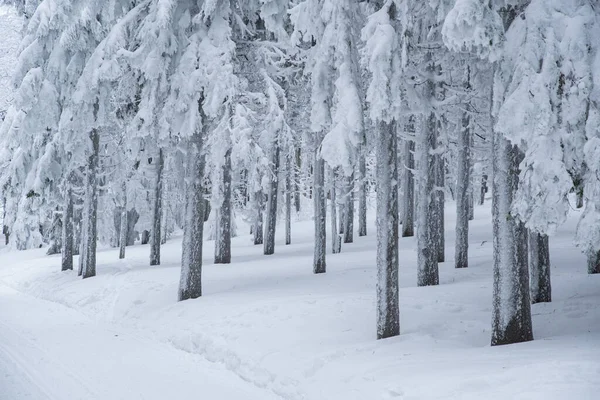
[402,139,415,237]
[313,132,327,274]
[417,111,439,286]
[150,148,164,266]
[358,139,367,237]
[61,187,74,271]
[376,119,400,339]
[215,149,232,263]
[588,250,600,274]
[253,188,264,246]
[285,153,292,245]
[141,230,150,245]
[179,132,206,301]
[342,174,354,243]
[330,168,341,254]
[529,232,551,303]
[264,144,280,256]
[81,129,99,279]
[119,182,127,260]
[480,174,488,205]
[455,107,471,269]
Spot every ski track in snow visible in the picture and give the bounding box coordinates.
[1,200,599,399]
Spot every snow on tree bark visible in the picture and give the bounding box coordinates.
[434,138,445,263]
[294,146,301,213]
[253,188,264,246]
[264,144,280,256]
[491,135,533,346]
[529,231,551,303]
[358,138,367,237]
[215,149,232,263]
[455,106,471,269]
[179,134,206,301]
[119,182,127,260]
[417,111,440,287]
[150,148,164,266]
[61,186,74,271]
[313,131,327,274]
[46,208,62,255]
[329,167,341,254]
[376,119,399,339]
[402,139,415,238]
[285,153,292,245]
[343,173,354,243]
[81,129,99,279]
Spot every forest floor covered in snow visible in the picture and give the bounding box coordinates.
[0,200,599,400]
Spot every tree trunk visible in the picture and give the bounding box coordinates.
[119,182,127,260]
[358,139,367,237]
[434,138,445,263]
[376,119,400,339]
[343,174,354,243]
[46,209,62,255]
[61,186,74,271]
[150,148,164,266]
[491,137,533,346]
[313,132,327,274]
[529,232,551,303]
[126,209,139,246]
[264,144,279,256]
[294,146,301,213]
[215,149,232,263]
[587,250,600,274]
[330,168,341,254]
[253,188,264,246]
[81,129,99,279]
[480,174,488,205]
[402,139,415,237]
[285,153,292,245]
[417,111,439,286]
[179,134,206,301]
[455,109,471,269]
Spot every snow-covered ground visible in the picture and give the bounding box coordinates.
[1,201,599,400]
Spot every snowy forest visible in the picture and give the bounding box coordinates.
[0,0,599,398]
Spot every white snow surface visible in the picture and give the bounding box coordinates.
[0,201,599,400]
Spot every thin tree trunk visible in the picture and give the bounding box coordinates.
[119,182,127,260]
[455,108,471,269]
[285,153,292,245]
[358,139,367,237]
[491,135,533,346]
[61,186,74,271]
[343,174,354,243]
[150,148,164,266]
[529,232,551,303]
[253,188,264,246]
[467,117,475,221]
[264,144,279,256]
[480,174,488,205]
[434,139,445,263]
[402,139,415,237]
[417,111,439,286]
[82,129,99,279]
[215,149,232,263]
[294,146,301,213]
[313,132,327,274]
[376,119,399,339]
[179,133,206,301]
[330,168,340,254]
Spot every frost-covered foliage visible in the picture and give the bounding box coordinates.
[494,0,599,238]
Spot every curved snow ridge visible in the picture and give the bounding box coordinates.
[167,331,306,400]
